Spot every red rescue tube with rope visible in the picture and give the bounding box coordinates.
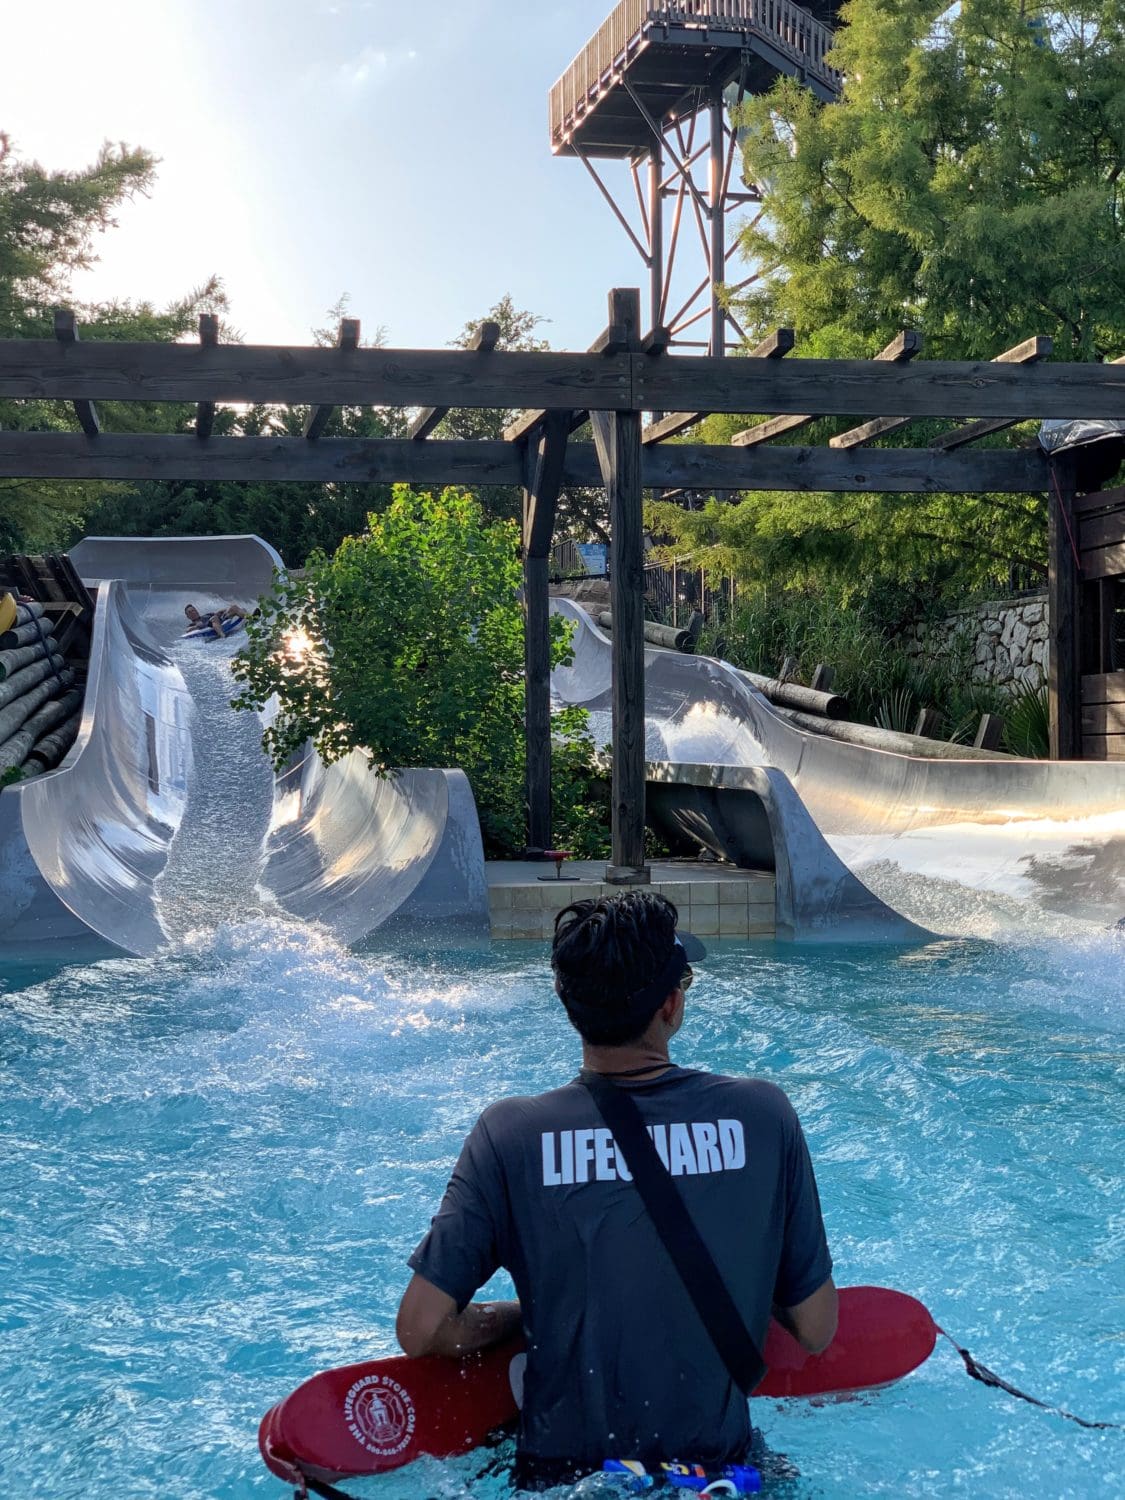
[259,1287,938,1487]
[758,1285,936,1398]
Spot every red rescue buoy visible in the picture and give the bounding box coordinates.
[259,1287,938,1486]
[757,1285,937,1398]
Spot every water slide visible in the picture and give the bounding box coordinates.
[0,536,488,960]
[550,600,1125,941]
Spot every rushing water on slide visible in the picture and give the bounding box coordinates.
[1,915,1122,1500]
[154,630,276,943]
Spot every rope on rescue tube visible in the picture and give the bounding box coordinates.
[935,1327,1123,1431]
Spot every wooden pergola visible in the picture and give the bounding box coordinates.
[2,290,1121,880]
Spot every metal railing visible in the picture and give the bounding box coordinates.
[549,0,841,147]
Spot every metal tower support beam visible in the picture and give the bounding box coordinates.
[710,86,726,358]
[568,87,759,371]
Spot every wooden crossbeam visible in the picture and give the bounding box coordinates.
[408,320,501,440]
[0,432,1052,494]
[2,339,1123,419]
[195,314,219,439]
[733,331,921,448]
[641,442,1049,494]
[930,341,1118,451]
[644,329,794,446]
[53,310,100,436]
[503,292,645,446]
[523,413,572,559]
[303,318,361,439]
[827,332,932,448]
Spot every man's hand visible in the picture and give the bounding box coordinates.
[774,1276,838,1355]
[396,1273,521,1359]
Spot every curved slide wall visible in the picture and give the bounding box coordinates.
[0,537,487,959]
[551,600,1125,939]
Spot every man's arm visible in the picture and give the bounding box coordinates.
[774,1276,838,1355]
[396,1272,521,1359]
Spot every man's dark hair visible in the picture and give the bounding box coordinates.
[551,891,681,1046]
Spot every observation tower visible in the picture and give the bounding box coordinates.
[550,1,842,362]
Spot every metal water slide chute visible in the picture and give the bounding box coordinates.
[0,536,488,959]
[550,600,1125,939]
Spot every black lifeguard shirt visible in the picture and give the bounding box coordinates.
[408,1065,832,1469]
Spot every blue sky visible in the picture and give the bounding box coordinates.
[2,0,664,350]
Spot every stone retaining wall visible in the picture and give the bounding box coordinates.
[904,593,1049,690]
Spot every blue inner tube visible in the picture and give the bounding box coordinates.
[182,616,246,641]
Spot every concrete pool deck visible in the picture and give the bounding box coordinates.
[486,860,776,941]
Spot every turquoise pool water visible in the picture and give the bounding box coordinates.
[2,920,1122,1499]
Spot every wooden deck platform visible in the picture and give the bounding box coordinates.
[550,0,842,158]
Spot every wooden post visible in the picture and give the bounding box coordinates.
[53,309,100,436]
[522,412,571,853]
[523,551,552,852]
[1048,458,1081,759]
[196,313,219,439]
[591,291,648,884]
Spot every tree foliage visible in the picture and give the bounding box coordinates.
[231,486,607,856]
[651,1,1125,612]
[737,0,1125,358]
[433,295,608,541]
[0,133,226,551]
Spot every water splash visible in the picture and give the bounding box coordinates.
[154,635,276,943]
[1,921,1121,1499]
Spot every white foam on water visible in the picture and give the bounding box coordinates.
[154,634,276,943]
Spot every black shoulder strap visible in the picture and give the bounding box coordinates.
[577,1068,765,1395]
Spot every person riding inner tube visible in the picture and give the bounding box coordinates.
[184,603,246,639]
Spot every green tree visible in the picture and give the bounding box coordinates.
[652,1,1125,612]
[231,485,606,856]
[737,0,1125,359]
[432,295,608,541]
[0,133,226,551]
[75,296,401,565]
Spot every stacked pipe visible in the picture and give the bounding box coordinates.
[0,598,83,781]
[597,611,696,653]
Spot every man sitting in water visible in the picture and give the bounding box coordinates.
[184,602,244,637]
[396,891,837,1488]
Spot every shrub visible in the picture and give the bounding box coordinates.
[703,589,1009,739]
[231,486,609,857]
[1003,681,1051,758]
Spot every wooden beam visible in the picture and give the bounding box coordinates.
[522,412,572,853]
[303,318,361,439]
[1048,458,1081,758]
[634,442,1050,494]
[639,348,1125,421]
[503,292,643,446]
[592,405,648,883]
[733,331,921,448]
[523,412,572,559]
[407,320,501,440]
[924,337,1055,451]
[195,314,219,439]
[591,295,648,885]
[3,338,1124,419]
[0,339,634,413]
[645,329,794,445]
[1073,483,1125,517]
[0,433,1053,493]
[52,310,100,436]
[828,332,931,448]
[0,433,530,485]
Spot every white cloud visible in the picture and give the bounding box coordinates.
[336,43,418,90]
